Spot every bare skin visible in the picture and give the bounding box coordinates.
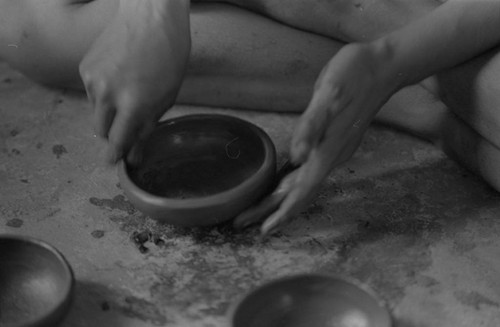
[1,0,500,234]
[240,1,500,235]
[79,1,191,163]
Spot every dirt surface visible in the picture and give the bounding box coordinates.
[1,62,500,327]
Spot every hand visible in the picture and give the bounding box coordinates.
[234,42,398,236]
[79,0,191,164]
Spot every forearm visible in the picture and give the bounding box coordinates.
[377,0,500,90]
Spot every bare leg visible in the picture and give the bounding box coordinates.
[0,0,437,111]
[0,0,119,87]
[239,0,500,190]
[226,0,441,42]
[179,3,340,112]
[0,0,338,111]
[0,0,441,114]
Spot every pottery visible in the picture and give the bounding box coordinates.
[0,235,74,327]
[119,114,277,226]
[230,274,392,327]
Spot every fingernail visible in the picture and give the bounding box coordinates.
[261,220,279,237]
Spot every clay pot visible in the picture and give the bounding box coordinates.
[119,114,277,226]
[230,274,392,327]
[0,235,74,327]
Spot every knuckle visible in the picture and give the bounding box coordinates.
[79,62,93,83]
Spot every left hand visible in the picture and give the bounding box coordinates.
[234,42,398,236]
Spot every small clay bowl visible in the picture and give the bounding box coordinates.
[119,114,277,226]
[0,235,74,327]
[230,274,392,327]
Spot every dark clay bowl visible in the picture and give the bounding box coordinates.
[0,235,74,327]
[230,274,392,327]
[119,114,277,226]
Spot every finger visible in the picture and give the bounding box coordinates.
[233,167,298,230]
[126,140,144,167]
[260,183,314,237]
[275,159,300,182]
[81,79,113,139]
[106,109,143,164]
[261,160,323,236]
[126,122,156,167]
[80,65,118,139]
[93,101,116,139]
[233,191,287,230]
[84,78,116,139]
[79,64,95,104]
[82,79,96,108]
[262,115,366,237]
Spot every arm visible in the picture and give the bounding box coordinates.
[235,0,500,235]
[292,0,500,163]
[381,0,500,90]
[80,0,191,164]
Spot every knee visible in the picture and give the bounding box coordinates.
[0,1,29,59]
[0,0,114,89]
[0,0,69,85]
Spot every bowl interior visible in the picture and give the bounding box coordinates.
[0,237,73,326]
[127,115,268,199]
[232,275,391,327]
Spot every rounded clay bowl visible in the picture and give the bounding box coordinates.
[230,274,392,327]
[119,114,277,227]
[0,235,74,327]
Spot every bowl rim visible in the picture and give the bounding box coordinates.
[228,273,393,327]
[118,113,277,210]
[0,234,75,326]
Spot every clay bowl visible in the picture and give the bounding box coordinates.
[230,274,392,327]
[119,114,277,226]
[0,235,74,327]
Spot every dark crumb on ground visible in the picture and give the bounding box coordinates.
[6,218,23,228]
[91,230,106,239]
[132,230,151,245]
[52,144,68,159]
[138,245,149,253]
[101,301,110,311]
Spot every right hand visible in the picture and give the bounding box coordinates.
[234,42,397,236]
[79,0,191,165]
